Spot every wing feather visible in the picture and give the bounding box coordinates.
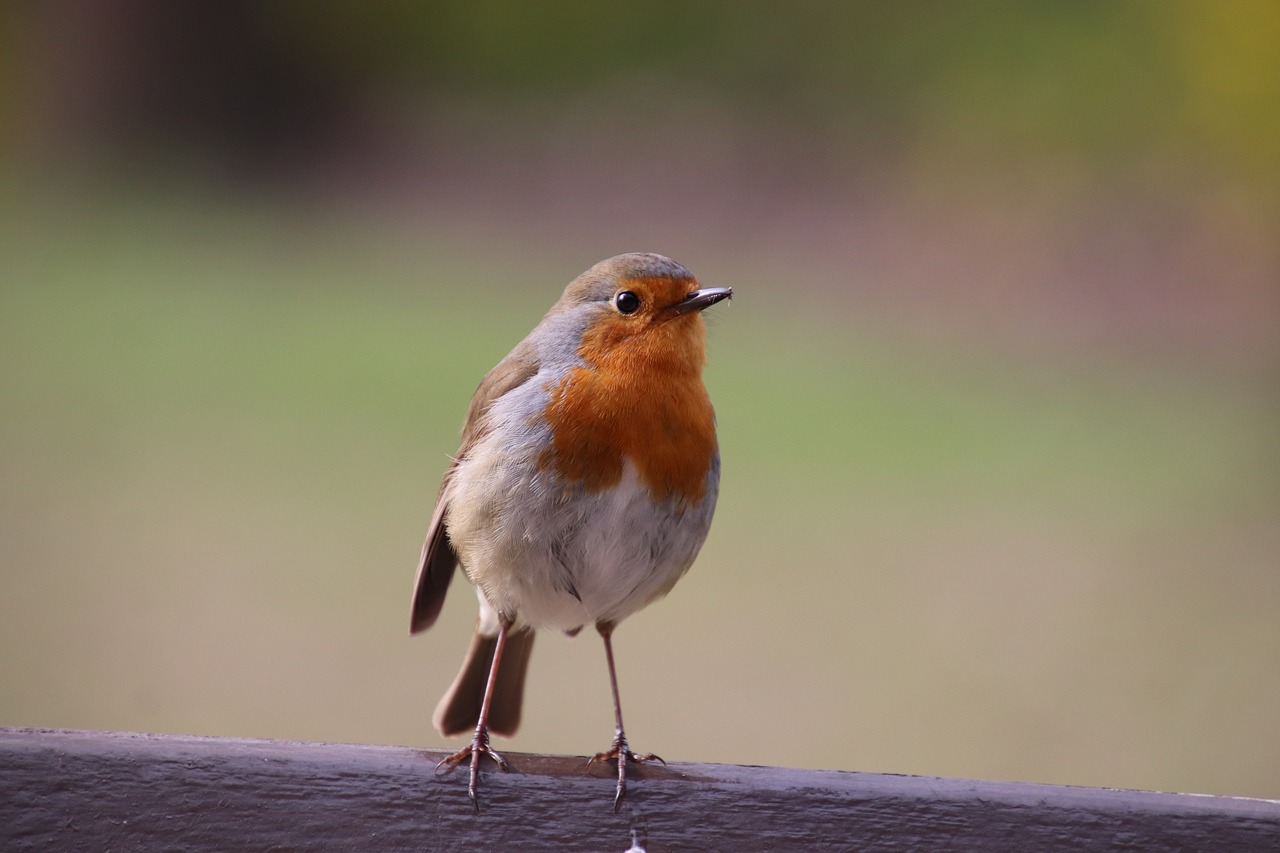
[408,343,540,634]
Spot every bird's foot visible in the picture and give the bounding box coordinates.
[588,732,664,812]
[436,727,511,813]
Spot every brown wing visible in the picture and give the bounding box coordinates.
[409,343,541,635]
[408,469,459,634]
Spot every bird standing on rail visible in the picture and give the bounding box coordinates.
[410,252,730,811]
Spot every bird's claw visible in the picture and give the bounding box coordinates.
[588,735,664,811]
[436,730,511,812]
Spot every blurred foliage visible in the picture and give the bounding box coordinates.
[269,1,1280,184]
[4,1,1275,205]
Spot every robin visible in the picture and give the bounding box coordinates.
[409,252,730,811]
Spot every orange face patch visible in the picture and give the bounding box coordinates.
[538,275,718,504]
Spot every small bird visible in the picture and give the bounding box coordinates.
[410,253,730,811]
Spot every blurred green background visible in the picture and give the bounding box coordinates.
[2,2,1277,800]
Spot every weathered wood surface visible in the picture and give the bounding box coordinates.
[1,728,1277,851]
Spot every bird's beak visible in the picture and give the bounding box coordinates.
[670,287,733,316]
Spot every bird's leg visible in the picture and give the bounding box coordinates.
[435,618,514,812]
[587,621,664,811]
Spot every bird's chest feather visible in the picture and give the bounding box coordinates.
[538,326,718,508]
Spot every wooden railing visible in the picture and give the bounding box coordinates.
[2,728,1276,851]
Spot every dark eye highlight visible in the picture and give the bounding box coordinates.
[614,291,641,314]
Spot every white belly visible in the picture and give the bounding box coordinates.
[447,448,714,632]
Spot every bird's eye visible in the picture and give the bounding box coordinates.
[614,291,641,314]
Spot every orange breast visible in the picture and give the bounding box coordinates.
[539,313,717,506]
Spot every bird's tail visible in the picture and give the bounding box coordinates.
[433,622,535,737]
